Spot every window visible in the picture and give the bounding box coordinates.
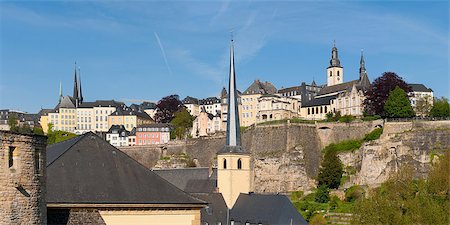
[35,150,40,174]
[308,108,310,115]
[223,159,227,169]
[8,146,15,168]
[237,158,242,169]
[329,71,332,77]
[337,71,340,76]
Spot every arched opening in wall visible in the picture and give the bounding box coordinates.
[337,71,340,76]
[269,114,273,119]
[318,126,331,130]
[375,124,383,129]
[262,114,267,120]
[237,158,242,169]
[329,71,332,77]
[223,159,227,169]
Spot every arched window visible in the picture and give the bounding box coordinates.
[223,159,227,169]
[237,158,242,169]
[329,71,332,77]
[337,71,340,76]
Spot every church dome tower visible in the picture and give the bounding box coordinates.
[217,39,252,209]
[327,41,344,86]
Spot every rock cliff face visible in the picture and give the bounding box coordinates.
[339,121,450,188]
[119,120,450,193]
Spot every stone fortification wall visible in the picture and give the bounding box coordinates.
[339,121,450,188]
[0,131,47,225]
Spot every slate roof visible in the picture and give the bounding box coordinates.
[192,193,228,225]
[243,80,277,95]
[107,125,130,137]
[110,106,154,121]
[301,95,336,107]
[230,193,308,225]
[199,97,221,105]
[183,96,199,104]
[318,80,359,96]
[78,100,124,108]
[56,96,76,109]
[46,132,205,205]
[153,167,217,193]
[409,83,433,93]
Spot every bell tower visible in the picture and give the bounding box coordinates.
[327,41,344,86]
[217,39,251,209]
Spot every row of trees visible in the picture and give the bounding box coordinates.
[363,72,449,118]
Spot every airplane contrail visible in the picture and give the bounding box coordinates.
[154,32,173,76]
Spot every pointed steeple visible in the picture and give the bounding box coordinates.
[358,49,370,88]
[59,81,63,103]
[73,62,79,101]
[78,67,83,104]
[220,39,244,153]
[329,41,342,68]
[359,49,366,77]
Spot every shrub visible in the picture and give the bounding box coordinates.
[329,195,340,210]
[362,115,382,121]
[364,128,383,141]
[345,185,365,202]
[339,115,355,123]
[309,214,327,225]
[315,185,330,203]
[323,140,363,154]
[291,191,304,202]
[302,192,316,202]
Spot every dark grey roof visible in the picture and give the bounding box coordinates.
[199,97,221,105]
[130,102,156,111]
[56,96,76,109]
[230,193,308,225]
[243,80,277,95]
[182,96,199,104]
[46,132,205,205]
[153,167,217,193]
[78,100,124,108]
[107,125,130,137]
[129,127,136,136]
[301,95,336,107]
[221,87,228,99]
[409,83,433,92]
[110,106,154,121]
[192,193,228,225]
[318,80,359,96]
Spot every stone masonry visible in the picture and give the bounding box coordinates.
[0,131,47,225]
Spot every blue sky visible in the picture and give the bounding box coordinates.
[1,0,448,113]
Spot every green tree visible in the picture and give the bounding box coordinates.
[430,97,450,118]
[7,113,19,132]
[317,150,343,189]
[352,150,450,225]
[170,108,194,139]
[46,123,77,145]
[383,86,415,118]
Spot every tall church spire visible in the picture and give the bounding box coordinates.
[59,81,63,103]
[359,49,366,77]
[73,62,79,101]
[329,41,342,68]
[220,39,244,153]
[78,67,83,104]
